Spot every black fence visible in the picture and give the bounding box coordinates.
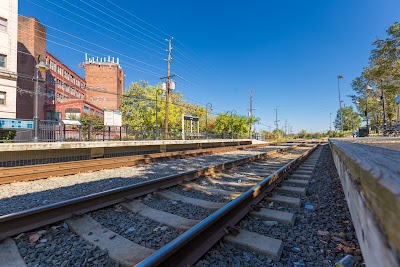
[1,119,253,143]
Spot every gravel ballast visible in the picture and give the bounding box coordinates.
[90,206,182,250]
[14,224,115,267]
[0,147,283,215]
[195,145,364,266]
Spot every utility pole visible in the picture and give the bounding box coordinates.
[274,108,279,131]
[162,37,174,139]
[248,90,253,138]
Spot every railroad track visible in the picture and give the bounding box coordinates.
[0,144,319,267]
[0,143,281,184]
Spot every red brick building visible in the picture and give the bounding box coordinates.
[44,52,103,120]
[16,16,47,120]
[16,17,125,121]
[84,54,124,111]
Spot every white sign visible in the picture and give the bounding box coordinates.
[62,120,82,126]
[104,110,122,126]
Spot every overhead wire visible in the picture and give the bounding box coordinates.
[9,12,166,75]
[79,0,167,46]
[44,0,165,56]
[23,0,165,61]
[58,0,165,52]
[104,0,171,38]
[12,3,234,114]
[19,2,206,94]
[73,0,223,93]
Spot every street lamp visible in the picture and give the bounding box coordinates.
[33,58,49,142]
[337,75,344,131]
[205,103,212,139]
[329,113,332,131]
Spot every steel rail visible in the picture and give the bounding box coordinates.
[0,143,274,184]
[136,145,318,267]
[0,145,297,241]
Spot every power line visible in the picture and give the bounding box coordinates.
[58,0,165,51]
[79,0,167,46]
[23,1,166,60]
[15,22,165,77]
[14,4,213,99]
[104,0,171,38]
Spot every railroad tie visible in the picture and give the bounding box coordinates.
[181,183,241,199]
[122,200,199,231]
[275,185,307,196]
[285,179,309,186]
[156,190,226,211]
[66,215,155,266]
[0,238,27,267]
[224,230,283,261]
[293,170,313,175]
[203,177,253,188]
[249,208,295,225]
[289,173,312,180]
[265,195,301,208]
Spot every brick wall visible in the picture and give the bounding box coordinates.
[84,62,124,111]
[16,17,47,119]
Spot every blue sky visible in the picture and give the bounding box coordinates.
[17,0,400,132]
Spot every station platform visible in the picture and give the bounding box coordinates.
[0,139,252,167]
[329,137,400,267]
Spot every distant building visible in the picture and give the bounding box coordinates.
[0,0,18,119]
[15,16,119,121]
[44,52,103,120]
[84,54,124,111]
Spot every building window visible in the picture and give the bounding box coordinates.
[0,91,5,105]
[50,61,57,71]
[0,17,7,32]
[0,54,6,68]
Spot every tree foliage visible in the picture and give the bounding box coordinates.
[120,81,220,135]
[350,22,400,127]
[120,81,260,137]
[334,106,361,131]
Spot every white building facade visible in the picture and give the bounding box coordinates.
[0,0,18,118]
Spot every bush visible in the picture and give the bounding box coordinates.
[0,130,17,141]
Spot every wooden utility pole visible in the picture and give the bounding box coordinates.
[274,108,279,131]
[163,37,174,139]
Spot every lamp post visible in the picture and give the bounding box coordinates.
[329,113,332,131]
[337,75,344,131]
[33,58,49,142]
[205,103,212,139]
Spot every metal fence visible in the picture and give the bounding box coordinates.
[1,119,254,142]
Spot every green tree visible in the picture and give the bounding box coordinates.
[121,81,213,136]
[334,106,361,131]
[350,22,400,127]
[214,113,251,136]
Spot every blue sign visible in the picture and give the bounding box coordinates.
[0,119,34,129]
